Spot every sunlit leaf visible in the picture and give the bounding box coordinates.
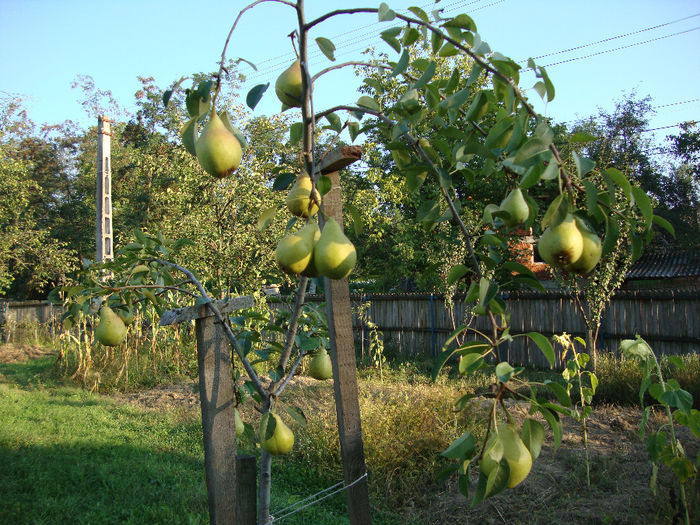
[246,83,269,110]
[316,37,336,61]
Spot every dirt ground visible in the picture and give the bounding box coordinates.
[2,343,698,523]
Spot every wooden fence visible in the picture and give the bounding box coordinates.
[3,288,698,366]
[305,288,700,367]
[0,300,63,343]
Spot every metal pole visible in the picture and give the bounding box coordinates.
[96,115,113,262]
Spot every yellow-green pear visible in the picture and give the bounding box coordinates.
[259,412,294,456]
[308,348,333,380]
[235,408,245,436]
[314,217,357,280]
[95,306,127,347]
[499,188,530,227]
[275,59,303,108]
[275,222,317,275]
[286,174,320,218]
[195,111,242,178]
[300,220,322,277]
[538,214,584,267]
[565,219,602,274]
[480,424,533,488]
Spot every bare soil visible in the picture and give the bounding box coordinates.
[2,343,697,523]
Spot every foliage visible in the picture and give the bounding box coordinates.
[620,336,699,523]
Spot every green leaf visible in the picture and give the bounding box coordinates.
[661,389,693,415]
[345,203,363,236]
[447,264,469,286]
[380,27,402,53]
[431,31,444,54]
[317,175,332,196]
[538,405,562,450]
[316,37,336,61]
[459,353,484,375]
[325,112,342,132]
[408,6,429,22]
[162,89,173,107]
[519,165,542,189]
[272,172,296,191]
[514,136,551,164]
[439,88,471,112]
[220,113,248,149]
[289,122,303,144]
[495,362,515,383]
[256,206,277,231]
[521,419,545,459]
[545,380,572,407]
[539,66,555,101]
[402,27,421,47]
[357,96,380,112]
[533,81,546,100]
[246,83,269,110]
[478,277,498,307]
[673,409,700,438]
[286,405,307,426]
[391,49,410,77]
[378,2,396,21]
[569,132,597,143]
[441,431,477,459]
[601,214,620,256]
[432,340,490,380]
[413,61,436,90]
[572,151,595,177]
[180,117,197,156]
[348,121,360,142]
[526,332,555,367]
[652,215,675,237]
[632,186,653,230]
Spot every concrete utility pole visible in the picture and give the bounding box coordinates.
[96,115,113,262]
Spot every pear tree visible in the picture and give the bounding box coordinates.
[57,1,677,523]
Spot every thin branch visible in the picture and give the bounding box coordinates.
[305,8,379,30]
[273,349,307,396]
[311,61,390,83]
[277,276,309,372]
[212,0,296,108]
[154,258,268,398]
[314,105,379,121]
[102,283,199,299]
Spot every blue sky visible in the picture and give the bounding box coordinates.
[1,0,698,146]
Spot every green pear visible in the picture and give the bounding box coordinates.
[314,217,357,280]
[308,348,333,380]
[195,111,242,178]
[300,220,322,277]
[286,174,320,218]
[565,218,602,274]
[538,214,584,267]
[499,188,530,227]
[480,424,533,488]
[235,408,245,436]
[259,412,294,456]
[275,59,303,108]
[275,222,317,275]
[95,306,127,347]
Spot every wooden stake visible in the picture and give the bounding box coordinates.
[160,296,255,524]
[317,146,372,524]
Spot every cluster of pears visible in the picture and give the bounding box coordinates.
[275,174,357,280]
[538,213,602,274]
[194,110,242,178]
[479,424,533,488]
[259,411,295,456]
[308,348,333,380]
[95,305,128,347]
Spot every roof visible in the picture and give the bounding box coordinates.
[626,250,700,280]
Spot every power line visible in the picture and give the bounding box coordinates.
[524,12,700,63]
[642,121,698,133]
[652,99,700,110]
[542,27,699,68]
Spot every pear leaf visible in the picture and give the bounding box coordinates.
[378,2,396,21]
[447,264,469,286]
[316,37,336,61]
[345,203,363,236]
[526,332,555,367]
[289,122,303,144]
[521,419,545,459]
[257,206,278,231]
[272,172,296,191]
[246,83,269,110]
[317,175,332,196]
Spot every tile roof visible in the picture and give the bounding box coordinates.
[626,250,700,280]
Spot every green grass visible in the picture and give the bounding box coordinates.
[0,356,410,525]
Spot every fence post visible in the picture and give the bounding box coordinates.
[160,296,255,525]
[317,146,372,525]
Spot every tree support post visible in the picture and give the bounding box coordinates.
[160,296,255,525]
[317,146,372,525]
